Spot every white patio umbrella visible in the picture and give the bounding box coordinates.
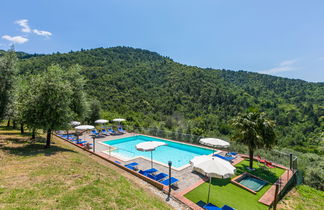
[75,125,95,130]
[200,138,230,154]
[192,155,236,203]
[95,119,108,124]
[70,121,81,126]
[136,141,167,168]
[113,118,126,127]
[75,125,95,143]
[66,121,81,140]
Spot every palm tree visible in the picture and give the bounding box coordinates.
[231,111,276,169]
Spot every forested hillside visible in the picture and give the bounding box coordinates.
[15,47,324,154]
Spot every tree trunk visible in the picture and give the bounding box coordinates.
[13,120,16,129]
[20,123,24,134]
[7,118,10,127]
[31,129,36,140]
[45,129,52,148]
[249,148,254,169]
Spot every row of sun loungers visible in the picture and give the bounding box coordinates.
[197,201,235,210]
[57,134,92,147]
[115,161,180,187]
[91,128,126,137]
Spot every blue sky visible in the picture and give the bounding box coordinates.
[1,0,323,82]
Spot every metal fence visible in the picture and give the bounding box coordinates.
[125,126,299,171]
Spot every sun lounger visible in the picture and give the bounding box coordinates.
[265,160,275,169]
[146,172,168,182]
[125,165,137,171]
[226,152,237,157]
[196,200,207,208]
[154,173,168,181]
[213,154,235,162]
[160,177,179,187]
[118,127,126,134]
[125,162,139,167]
[124,162,139,170]
[257,155,266,163]
[203,203,222,210]
[108,128,117,135]
[139,168,158,175]
[91,130,100,136]
[143,168,158,174]
[221,205,235,210]
[101,129,110,136]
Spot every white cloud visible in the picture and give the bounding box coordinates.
[15,19,31,33]
[33,29,52,37]
[2,35,28,44]
[14,19,52,37]
[259,59,297,74]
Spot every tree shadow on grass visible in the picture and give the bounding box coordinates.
[1,142,77,157]
[235,163,279,183]
[211,177,231,187]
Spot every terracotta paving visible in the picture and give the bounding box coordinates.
[55,133,296,209]
[258,169,294,206]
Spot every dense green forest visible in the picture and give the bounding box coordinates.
[13,47,323,155]
[1,46,323,190]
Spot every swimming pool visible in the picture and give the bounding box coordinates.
[102,135,214,169]
[232,173,267,193]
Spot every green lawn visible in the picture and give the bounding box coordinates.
[0,127,171,209]
[184,160,285,210]
[278,185,324,210]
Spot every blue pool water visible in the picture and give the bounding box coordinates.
[239,176,267,192]
[103,135,214,168]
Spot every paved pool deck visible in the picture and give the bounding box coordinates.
[57,132,294,209]
[90,132,222,192]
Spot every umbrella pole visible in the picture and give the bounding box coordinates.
[151,151,153,168]
[207,177,212,203]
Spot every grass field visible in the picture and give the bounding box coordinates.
[184,160,285,210]
[278,185,324,210]
[0,127,172,209]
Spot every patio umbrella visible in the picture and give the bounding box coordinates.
[66,121,81,139]
[192,155,236,203]
[75,125,95,143]
[200,138,230,154]
[113,118,126,126]
[136,141,167,168]
[70,121,81,126]
[75,125,95,130]
[95,119,108,124]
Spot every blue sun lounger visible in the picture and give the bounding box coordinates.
[118,127,126,134]
[101,129,110,136]
[213,154,235,162]
[221,205,235,210]
[203,203,222,210]
[147,173,168,182]
[91,130,100,136]
[160,177,179,187]
[125,165,137,171]
[108,128,117,135]
[139,168,158,175]
[125,162,139,167]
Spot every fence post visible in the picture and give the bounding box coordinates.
[273,183,279,210]
[289,154,292,170]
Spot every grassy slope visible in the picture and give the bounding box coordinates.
[184,160,285,210]
[278,185,324,210]
[0,127,171,209]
